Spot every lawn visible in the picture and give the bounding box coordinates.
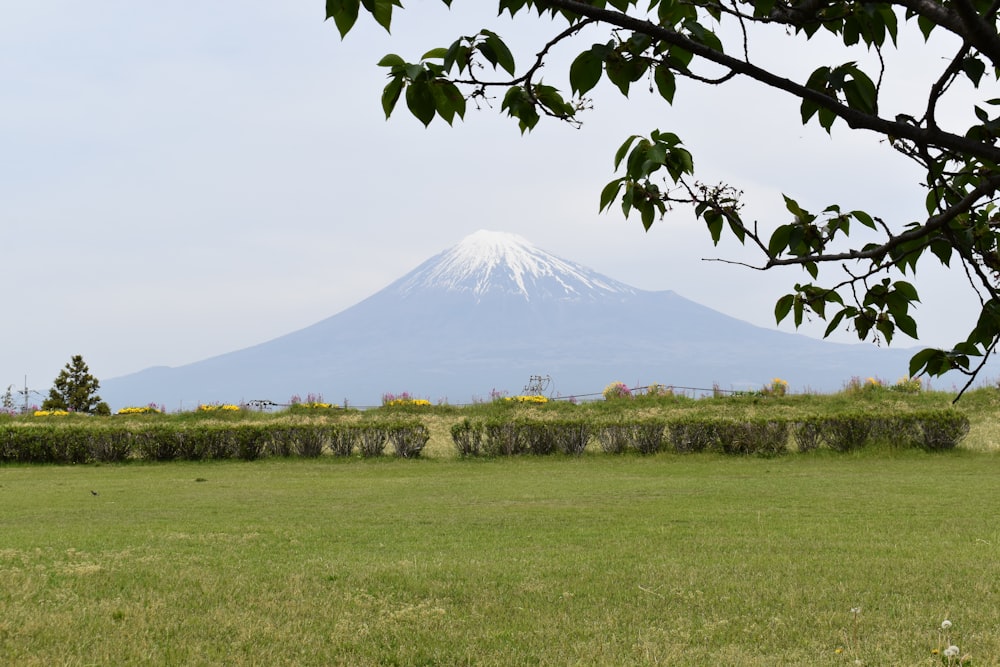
[1,452,997,665]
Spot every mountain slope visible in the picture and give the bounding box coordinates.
[101,230,928,409]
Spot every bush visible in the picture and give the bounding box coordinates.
[450,418,483,456]
[551,420,592,455]
[518,420,557,455]
[329,424,358,457]
[917,410,971,450]
[180,425,234,460]
[717,419,789,456]
[869,414,922,449]
[388,422,430,458]
[88,428,134,462]
[356,424,388,458]
[271,425,327,457]
[595,422,630,454]
[293,425,328,457]
[630,419,666,454]
[792,418,824,453]
[231,425,271,461]
[820,414,872,452]
[482,419,526,456]
[665,418,719,453]
[134,426,180,461]
[603,382,633,401]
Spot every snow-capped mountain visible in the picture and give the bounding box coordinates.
[394,230,636,302]
[101,230,929,409]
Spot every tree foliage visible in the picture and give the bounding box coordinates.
[328,0,1000,396]
[42,355,109,415]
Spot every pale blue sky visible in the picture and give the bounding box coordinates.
[1,2,985,397]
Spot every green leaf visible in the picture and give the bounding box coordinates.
[768,225,791,256]
[381,77,404,118]
[614,135,640,170]
[895,313,919,339]
[851,210,876,229]
[569,48,604,96]
[908,347,939,377]
[893,280,919,301]
[377,53,405,68]
[431,80,466,125]
[962,56,986,86]
[481,31,516,75]
[640,201,655,230]
[705,209,723,244]
[360,0,397,33]
[653,65,676,103]
[326,0,361,38]
[599,179,624,212]
[405,80,436,126]
[823,310,847,337]
[774,294,795,324]
[842,67,877,114]
[420,47,449,60]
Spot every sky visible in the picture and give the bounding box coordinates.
[1,2,990,399]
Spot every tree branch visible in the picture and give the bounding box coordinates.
[538,0,1000,165]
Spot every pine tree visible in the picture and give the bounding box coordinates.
[42,355,109,414]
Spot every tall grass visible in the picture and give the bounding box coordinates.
[2,453,998,665]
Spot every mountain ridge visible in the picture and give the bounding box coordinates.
[100,230,931,409]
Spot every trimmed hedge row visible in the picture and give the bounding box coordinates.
[0,421,429,464]
[0,410,971,464]
[450,410,971,457]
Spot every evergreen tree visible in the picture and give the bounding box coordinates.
[42,355,108,414]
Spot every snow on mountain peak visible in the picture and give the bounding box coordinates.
[395,230,637,301]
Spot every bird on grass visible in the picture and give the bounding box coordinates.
[90,490,99,496]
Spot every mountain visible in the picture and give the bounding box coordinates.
[101,230,933,409]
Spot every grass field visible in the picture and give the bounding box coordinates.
[2,450,998,665]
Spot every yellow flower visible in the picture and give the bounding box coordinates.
[502,395,548,404]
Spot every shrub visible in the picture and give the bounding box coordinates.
[630,419,666,454]
[231,425,271,461]
[501,395,549,404]
[134,426,181,461]
[181,425,234,459]
[356,424,388,458]
[291,425,327,457]
[382,392,431,407]
[450,418,483,456]
[917,411,971,450]
[482,419,526,456]
[117,405,163,415]
[760,378,789,397]
[516,420,557,455]
[644,383,673,398]
[328,424,358,457]
[890,375,922,393]
[666,418,719,453]
[821,414,872,452]
[197,404,241,413]
[175,428,208,461]
[595,422,631,454]
[603,382,633,401]
[792,418,824,453]
[266,428,296,457]
[88,428,134,463]
[550,420,591,455]
[716,419,790,456]
[388,422,430,458]
[869,415,922,448]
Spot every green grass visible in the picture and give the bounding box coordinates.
[2,453,998,665]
